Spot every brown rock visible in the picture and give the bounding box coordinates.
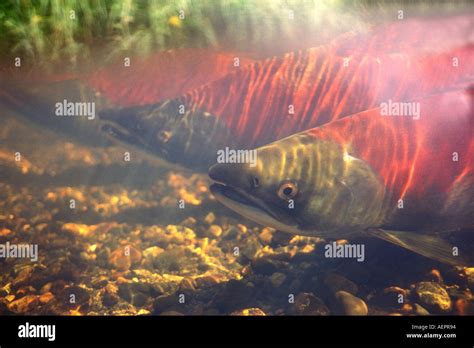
[335,291,368,315]
[294,293,330,315]
[463,268,474,288]
[208,225,222,238]
[424,269,443,283]
[0,228,12,237]
[204,212,216,225]
[373,286,407,308]
[58,286,91,309]
[12,266,34,289]
[231,308,266,316]
[258,228,273,245]
[39,292,54,304]
[8,295,39,313]
[414,282,452,314]
[413,303,430,315]
[61,223,93,237]
[109,244,142,271]
[270,272,287,288]
[180,217,197,228]
[102,284,120,307]
[195,275,220,288]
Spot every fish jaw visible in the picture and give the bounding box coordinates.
[208,135,386,237]
[209,182,305,235]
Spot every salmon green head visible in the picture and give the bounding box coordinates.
[209,133,386,237]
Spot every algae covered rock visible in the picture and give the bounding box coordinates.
[414,281,452,314]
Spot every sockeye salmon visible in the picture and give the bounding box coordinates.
[100,44,474,170]
[209,88,474,265]
[0,49,254,147]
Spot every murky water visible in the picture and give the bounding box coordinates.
[0,1,473,316]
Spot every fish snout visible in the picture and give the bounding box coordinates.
[208,162,230,185]
[209,162,257,189]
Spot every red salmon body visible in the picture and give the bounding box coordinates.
[308,89,474,228]
[178,44,474,149]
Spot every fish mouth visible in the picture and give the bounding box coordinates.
[209,183,301,234]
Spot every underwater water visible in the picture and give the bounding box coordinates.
[0,0,473,318]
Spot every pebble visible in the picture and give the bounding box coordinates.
[61,223,93,237]
[222,226,239,240]
[195,275,220,288]
[109,244,142,271]
[102,284,120,307]
[0,228,12,237]
[7,295,39,314]
[137,309,151,316]
[240,238,262,261]
[118,283,149,307]
[214,280,255,312]
[334,291,368,315]
[231,308,266,316]
[414,282,452,314]
[236,224,248,234]
[180,217,197,228]
[208,225,222,238]
[143,246,164,261]
[12,266,34,289]
[294,293,330,315]
[91,276,109,289]
[251,257,289,276]
[424,269,443,283]
[258,228,273,245]
[0,283,11,297]
[204,212,216,225]
[96,247,111,268]
[5,294,15,302]
[270,272,287,288]
[413,303,430,315]
[373,286,407,308]
[463,268,474,288]
[58,286,91,309]
[454,298,474,315]
[39,292,54,304]
[153,294,181,313]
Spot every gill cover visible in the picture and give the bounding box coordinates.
[209,133,386,237]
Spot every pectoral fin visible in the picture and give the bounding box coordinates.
[366,228,469,266]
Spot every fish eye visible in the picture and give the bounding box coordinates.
[277,180,298,200]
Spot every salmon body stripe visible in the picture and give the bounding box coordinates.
[307,89,474,226]
[178,45,474,148]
